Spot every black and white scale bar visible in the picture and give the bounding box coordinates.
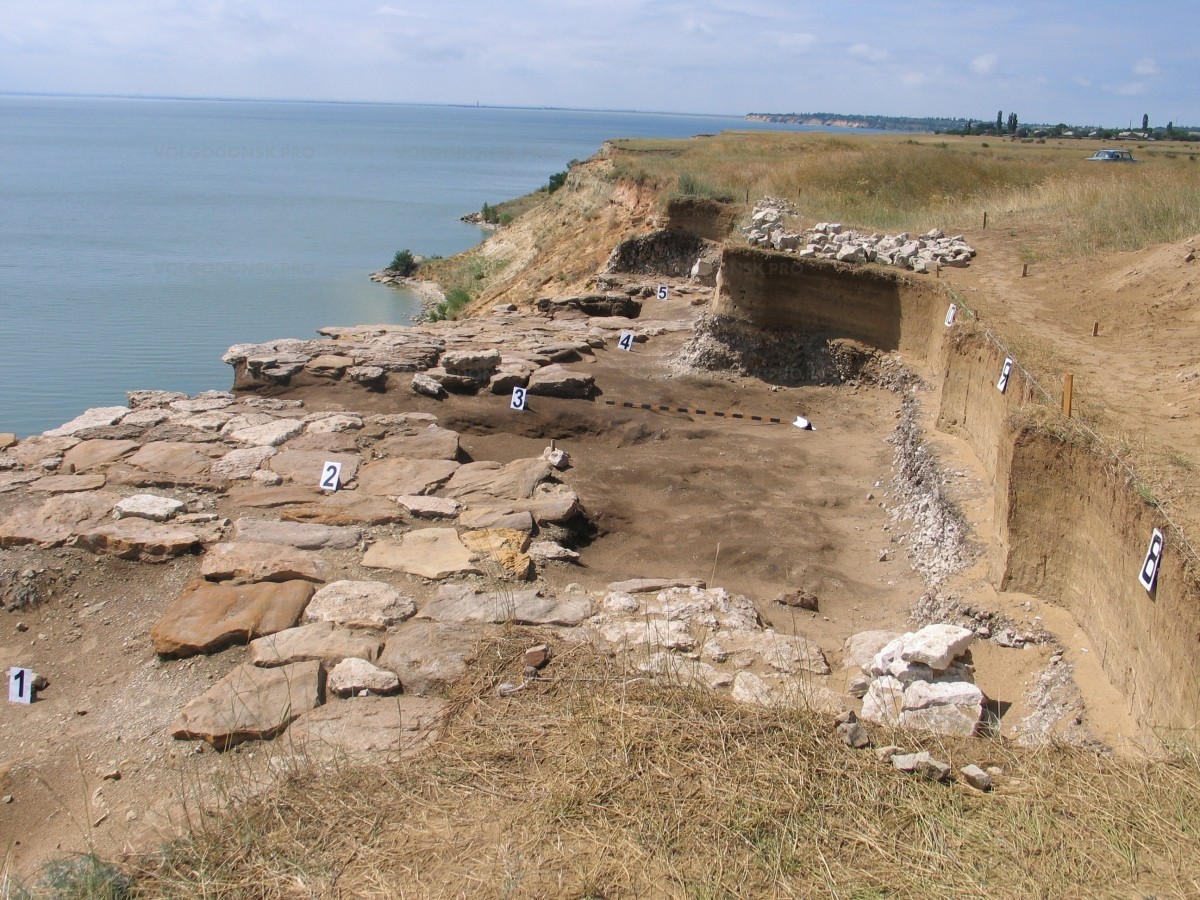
[603,399,785,424]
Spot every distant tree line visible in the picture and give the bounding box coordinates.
[747,111,1199,141]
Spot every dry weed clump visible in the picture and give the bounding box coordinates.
[131,631,1200,899]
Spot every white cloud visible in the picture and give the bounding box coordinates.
[849,43,888,63]
[901,72,928,88]
[777,32,817,52]
[1115,82,1146,96]
[969,52,998,76]
[1133,57,1158,75]
[1072,75,1092,87]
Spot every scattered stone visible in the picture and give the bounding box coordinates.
[76,519,204,561]
[960,764,992,791]
[327,658,401,697]
[891,750,952,782]
[528,540,580,562]
[200,541,328,584]
[362,528,481,580]
[152,579,316,657]
[875,745,904,763]
[844,630,903,671]
[522,644,552,669]
[305,580,416,629]
[171,660,323,750]
[837,721,871,749]
[861,675,905,725]
[526,364,595,399]
[248,621,383,667]
[774,589,818,611]
[542,447,570,470]
[411,373,447,399]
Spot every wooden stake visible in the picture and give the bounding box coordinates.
[983,211,988,229]
[1092,321,1099,337]
[1062,373,1074,418]
[1021,262,1028,277]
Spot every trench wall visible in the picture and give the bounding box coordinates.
[720,245,1200,736]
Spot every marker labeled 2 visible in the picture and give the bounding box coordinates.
[319,461,342,492]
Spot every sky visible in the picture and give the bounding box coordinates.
[1,0,1196,126]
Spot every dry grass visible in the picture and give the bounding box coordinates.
[609,132,1200,257]
[129,631,1200,899]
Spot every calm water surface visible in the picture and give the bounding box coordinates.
[1,96,821,436]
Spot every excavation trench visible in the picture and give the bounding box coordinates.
[711,245,1200,739]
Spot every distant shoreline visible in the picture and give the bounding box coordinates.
[369,270,446,313]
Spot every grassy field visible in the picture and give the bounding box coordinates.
[121,633,1200,898]
[608,132,1200,258]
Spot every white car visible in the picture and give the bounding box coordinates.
[1086,149,1138,162]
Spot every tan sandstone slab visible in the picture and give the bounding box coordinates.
[287,695,444,758]
[248,621,383,667]
[362,528,481,580]
[61,439,140,473]
[280,493,405,526]
[357,458,459,497]
[0,491,120,548]
[125,441,221,478]
[233,517,361,550]
[374,425,461,461]
[378,620,490,696]
[75,519,203,562]
[151,578,316,657]
[268,449,361,485]
[305,580,416,628]
[441,458,552,502]
[201,541,328,584]
[27,473,107,493]
[171,660,323,750]
[418,584,593,626]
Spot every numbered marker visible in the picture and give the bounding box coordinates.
[8,667,33,704]
[657,284,668,301]
[1139,528,1165,592]
[510,386,528,411]
[945,303,957,327]
[617,331,635,352]
[319,460,342,492]
[996,357,1014,393]
[793,416,816,431]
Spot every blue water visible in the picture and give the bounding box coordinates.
[1,96,826,437]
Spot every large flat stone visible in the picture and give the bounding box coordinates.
[441,458,553,502]
[280,494,405,526]
[268,449,361,485]
[61,439,140,473]
[287,695,444,758]
[200,541,328,584]
[305,580,416,628]
[171,660,323,750]
[43,406,130,437]
[233,517,361,550]
[211,446,277,480]
[374,425,461,461]
[418,584,593,626]
[362,529,481,580]
[27,473,107,493]
[225,418,306,447]
[378,620,489,696]
[151,579,316,657]
[113,494,187,522]
[357,458,460,497]
[125,441,221,478]
[326,658,400,697]
[0,491,120,548]
[248,622,383,667]
[75,519,203,561]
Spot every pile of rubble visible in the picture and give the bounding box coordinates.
[740,201,976,273]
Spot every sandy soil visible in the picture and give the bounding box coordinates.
[3,227,1197,883]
